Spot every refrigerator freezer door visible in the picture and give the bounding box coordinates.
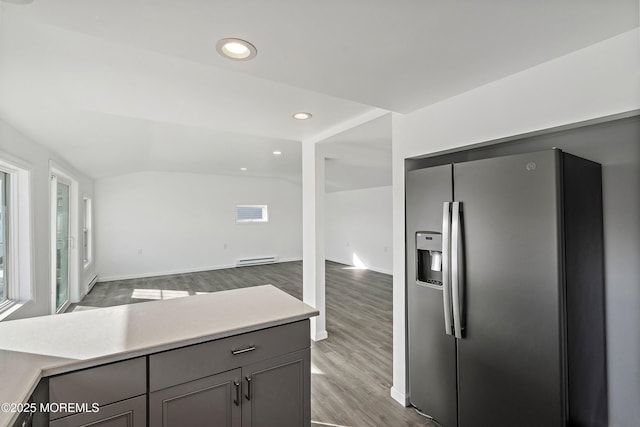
[406,165,457,427]
[454,150,564,427]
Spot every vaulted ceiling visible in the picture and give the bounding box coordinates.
[0,0,637,189]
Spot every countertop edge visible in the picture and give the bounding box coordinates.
[40,311,318,377]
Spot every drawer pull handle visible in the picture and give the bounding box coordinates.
[233,380,240,406]
[245,376,252,401]
[231,346,256,355]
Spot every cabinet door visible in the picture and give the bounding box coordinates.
[150,369,241,427]
[242,349,310,427]
[49,395,146,427]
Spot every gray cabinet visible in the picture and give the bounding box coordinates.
[149,369,241,427]
[149,350,310,427]
[47,357,146,427]
[149,320,311,427]
[48,395,146,427]
[48,357,146,421]
[241,349,310,427]
[28,320,310,427]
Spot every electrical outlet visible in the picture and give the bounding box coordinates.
[137,248,143,255]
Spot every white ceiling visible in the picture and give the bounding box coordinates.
[0,1,637,187]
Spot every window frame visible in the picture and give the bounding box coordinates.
[0,171,8,306]
[0,152,34,319]
[50,163,79,315]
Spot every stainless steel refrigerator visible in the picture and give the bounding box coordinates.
[406,149,607,427]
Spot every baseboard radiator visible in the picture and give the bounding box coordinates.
[235,256,278,267]
[87,274,99,292]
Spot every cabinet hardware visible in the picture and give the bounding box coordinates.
[233,380,240,406]
[231,346,256,355]
[245,376,252,401]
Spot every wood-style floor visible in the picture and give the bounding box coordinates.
[70,261,435,427]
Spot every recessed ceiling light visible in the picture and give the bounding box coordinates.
[273,151,282,156]
[293,112,312,120]
[240,167,247,171]
[216,38,257,61]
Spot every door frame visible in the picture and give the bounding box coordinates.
[50,163,79,314]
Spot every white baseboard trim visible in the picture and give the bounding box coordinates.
[325,257,393,276]
[98,257,303,283]
[278,257,302,263]
[390,386,409,407]
[311,330,328,342]
[361,264,393,275]
[98,264,234,282]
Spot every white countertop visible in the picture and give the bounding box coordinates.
[0,285,318,427]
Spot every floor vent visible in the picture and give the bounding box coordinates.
[235,256,278,267]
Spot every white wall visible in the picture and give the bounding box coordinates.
[0,119,95,320]
[94,171,302,281]
[325,186,392,275]
[391,28,640,427]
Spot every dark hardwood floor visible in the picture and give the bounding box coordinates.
[70,261,434,427]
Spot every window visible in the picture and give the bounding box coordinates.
[235,204,268,223]
[83,198,92,267]
[0,153,33,317]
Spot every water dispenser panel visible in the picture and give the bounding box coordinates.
[416,232,443,287]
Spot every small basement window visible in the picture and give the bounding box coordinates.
[236,204,268,223]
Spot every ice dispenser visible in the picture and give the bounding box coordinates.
[416,232,443,287]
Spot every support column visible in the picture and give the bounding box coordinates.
[301,108,388,342]
[302,142,327,341]
[391,112,408,405]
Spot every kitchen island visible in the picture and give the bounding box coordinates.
[0,284,318,427]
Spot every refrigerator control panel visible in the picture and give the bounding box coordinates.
[416,232,443,287]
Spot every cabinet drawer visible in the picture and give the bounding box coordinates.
[49,395,146,427]
[149,320,309,392]
[49,357,146,420]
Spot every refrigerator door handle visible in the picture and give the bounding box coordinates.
[451,201,464,339]
[442,202,453,335]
